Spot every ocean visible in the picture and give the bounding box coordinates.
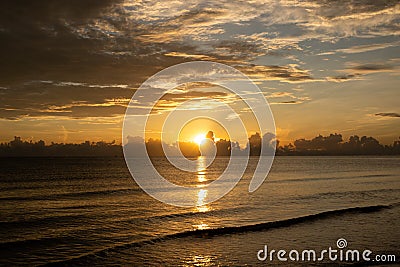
[1,156,399,266]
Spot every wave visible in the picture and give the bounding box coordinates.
[2,172,396,201]
[142,204,396,240]
[0,188,140,201]
[0,236,78,252]
[270,173,395,184]
[41,203,396,266]
[0,205,250,237]
[0,182,239,201]
[297,188,400,201]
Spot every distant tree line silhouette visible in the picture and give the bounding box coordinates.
[0,137,121,157]
[279,133,400,155]
[1,133,399,157]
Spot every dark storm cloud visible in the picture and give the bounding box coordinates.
[375,112,400,118]
[0,0,180,86]
[0,0,118,76]
[0,0,185,119]
[0,0,117,23]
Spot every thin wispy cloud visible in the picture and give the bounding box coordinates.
[348,63,395,73]
[375,112,400,118]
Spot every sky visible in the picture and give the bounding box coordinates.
[0,0,399,145]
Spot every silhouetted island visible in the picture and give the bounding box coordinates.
[0,133,399,157]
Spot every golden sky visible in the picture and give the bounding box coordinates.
[0,0,399,145]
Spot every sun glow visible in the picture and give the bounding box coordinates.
[193,134,206,145]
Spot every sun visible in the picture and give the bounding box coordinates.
[193,134,206,145]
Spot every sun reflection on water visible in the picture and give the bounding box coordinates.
[196,189,207,206]
[196,188,211,213]
[192,222,210,230]
[195,156,211,213]
[197,156,207,183]
[197,171,207,182]
[185,255,213,266]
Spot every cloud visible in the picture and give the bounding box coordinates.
[2,0,398,78]
[375,112,400,118]
[327,62,399,82]
[164,52,217,61]
[153,90,232,111]
[300,0,400,37]
[336,42,400,54]
[267,92,295,98]
[238,64,314,83]
[319,41,400,56]
[326,74,362,82]
[266,90,310,105]
[2,0,398,71]
[337,63,398,80]
[0,0,399,125]
[274,100,302,104]
[348,63,394,73]
[0,80,133,120]
[25,80,130,89]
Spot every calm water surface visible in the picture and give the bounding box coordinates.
[0,156,399,266]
